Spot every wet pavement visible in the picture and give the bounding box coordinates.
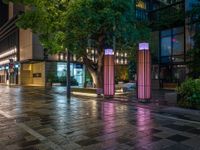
[0,86,200,150]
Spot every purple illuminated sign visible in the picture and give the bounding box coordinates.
[139,43,149,51]
[105,49,114,55]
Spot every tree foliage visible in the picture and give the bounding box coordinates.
[65,0,150,55]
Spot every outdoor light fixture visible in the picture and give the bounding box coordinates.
[139,43,149,50]
[137,42,151,101]
[104,48,115,97]
[105,49,114,55]
[15,64,19,68]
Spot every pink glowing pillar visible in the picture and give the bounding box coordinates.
[137,43,151,100]
[104,49,115,97]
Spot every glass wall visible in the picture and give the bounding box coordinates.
[160,27,184,64]
[57,62,85,87]
[160,26,186,83]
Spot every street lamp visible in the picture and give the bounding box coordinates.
[66,48,71,99]
[137,42,151,102]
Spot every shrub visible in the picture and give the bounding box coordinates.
[59,76,79,86]
[177,78,200,109]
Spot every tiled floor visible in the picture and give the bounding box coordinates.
[0,86,200,150]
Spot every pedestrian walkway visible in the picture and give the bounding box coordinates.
[0,86,200,150]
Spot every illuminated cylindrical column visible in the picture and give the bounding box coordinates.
[137,43,151,101]
[104,49,115,97]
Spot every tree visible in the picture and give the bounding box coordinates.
[5,0,150,89]
[64,0,150,88]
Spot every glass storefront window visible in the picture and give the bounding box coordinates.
[57,63,84,87]
[160,27,184,62]
[172,34,184,55]
[161,36,171,56]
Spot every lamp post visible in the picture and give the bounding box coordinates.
[66,48,71,99]
[104,48,115,98]
[137,42,151,102]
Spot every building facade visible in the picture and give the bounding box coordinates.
[136,0,199,89]
[0,1,86,86]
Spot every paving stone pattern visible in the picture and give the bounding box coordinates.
[0,86,200,150]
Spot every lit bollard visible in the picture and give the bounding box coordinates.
[104,49,115,97]
[137,43,151,102]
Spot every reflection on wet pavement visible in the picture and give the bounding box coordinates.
[0,86,199,150]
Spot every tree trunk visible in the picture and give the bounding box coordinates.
[83,51,104,89]
[96,50,104,89]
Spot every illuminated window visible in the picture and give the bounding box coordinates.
[14,56,17,61]
[73,55,77,61]
[125,59,127,64]
[116,59,119,64]
[125,53,127,57]
[92,57,95,62]
[136,0,146,9]
[60,54,64,60]
[121,59,124,64]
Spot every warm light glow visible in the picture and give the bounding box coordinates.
[120,59,123,64]
[136,1,146,9]
[0,54,17,65]
[125,59,127,64]
[60,54,64,60]
[73,55,76,61]
[0,48,17,59]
